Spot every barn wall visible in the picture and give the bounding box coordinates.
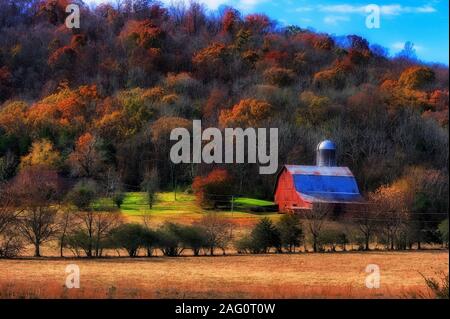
[274,169,311,212]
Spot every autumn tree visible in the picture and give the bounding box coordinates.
[370,181,409,250]
[192,169,233,209]
[68,133,103,178]
[192,43,231,81]
[20,139,62,170]
[263,67,296,87]
[399,66,435,90]
[221,8,241,34]
[219,98,272,127]
[297,91,332,126]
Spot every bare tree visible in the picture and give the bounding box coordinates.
[347,204,380,251]
[195,214,233,255]
[58,208,78,257]
[9,167,62,257]
[0,184,21,235]
[73,210,122,257]
[304,203,331,252]
[0,184,23,257]
[93,212,122,257]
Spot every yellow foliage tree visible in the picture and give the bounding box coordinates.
[20,139,61,170]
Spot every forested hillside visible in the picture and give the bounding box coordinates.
[0,0,448,202]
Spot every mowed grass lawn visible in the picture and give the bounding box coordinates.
[0,251,447,298]
[104,192,279,226]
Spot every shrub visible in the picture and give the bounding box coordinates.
[156,222,185,256]
[110,223,149,257]
[235,235,259,254]
[178,225,208,256]
[0,228,23,258]
[317,229,348,252]
[64,230,95,257]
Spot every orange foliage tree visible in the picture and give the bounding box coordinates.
[119,19,165,50]
[399,66,435,90]
[192,43,231,80]
[219,98,272,127]
[27,85,99,139]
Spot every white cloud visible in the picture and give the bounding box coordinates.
[379,4,436,15]
[300,17,313,23]
[159,0,267,11]
[159,0,231,10]
[295,6,314,12]
[295,4,437,16]
[323,15,350,25]
[318,4,366,14]
[391,41,424,52]
[235,0,268,11]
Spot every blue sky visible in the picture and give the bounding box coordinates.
[89,0,449,65]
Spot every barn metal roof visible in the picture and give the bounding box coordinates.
[285,165,363,204]
[285,165,353,176]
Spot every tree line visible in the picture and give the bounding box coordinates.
[1,166,447,258]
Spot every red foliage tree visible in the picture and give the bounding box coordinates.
[244,14,272,34]
[68,132,103,178]
[192,169,233,208]
[222,8,240,34]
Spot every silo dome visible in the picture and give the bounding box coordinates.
[316,140,337,166]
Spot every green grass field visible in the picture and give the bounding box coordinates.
[94,192,278,224]
[96,192,279,225]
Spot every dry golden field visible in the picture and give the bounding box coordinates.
[0,251,447,299]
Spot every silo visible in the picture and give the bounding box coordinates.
[316,140,337,167]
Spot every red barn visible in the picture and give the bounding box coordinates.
[274,140,364,213]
